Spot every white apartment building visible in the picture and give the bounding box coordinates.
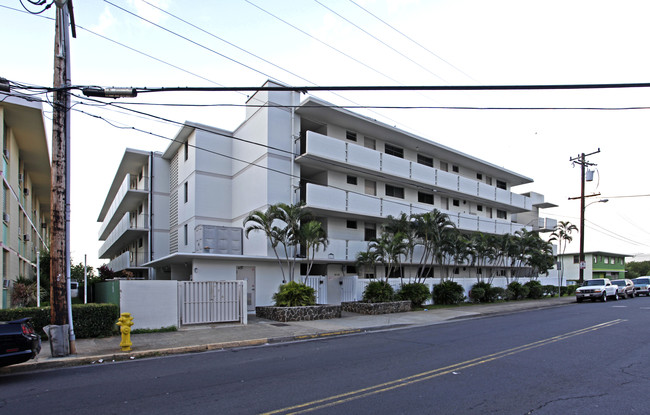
[0,94,51,308]
[98,80,556,308]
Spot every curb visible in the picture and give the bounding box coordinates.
[0,298,576,375]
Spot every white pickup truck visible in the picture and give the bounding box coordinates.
[575,278,618,302]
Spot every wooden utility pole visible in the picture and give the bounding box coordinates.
[570,148,600,285]
[50,0,76,354]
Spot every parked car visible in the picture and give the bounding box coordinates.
[0,318,41,367]
[612,279,635,299]
[575,278,618,302]
[633,277,650,296]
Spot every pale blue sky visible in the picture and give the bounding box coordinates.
[2,0,649,267]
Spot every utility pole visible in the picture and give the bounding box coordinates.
[569,148,600,285]
[51,0,76,353]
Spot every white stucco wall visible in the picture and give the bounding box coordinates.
[119,280,178,330]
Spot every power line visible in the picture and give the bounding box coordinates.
[313,0,448,83]
[103,0,283,84]
[347,0,478,84]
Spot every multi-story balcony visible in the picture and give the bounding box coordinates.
[107,250,148,273]
[98,173,149,240]
[98,211,149,259]
[297,131,530,212]
[304,183,530,237]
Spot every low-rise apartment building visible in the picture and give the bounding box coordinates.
[0,94,51,308]
[98,81,556,307]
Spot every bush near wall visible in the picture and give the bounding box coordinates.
[0,303,119,339]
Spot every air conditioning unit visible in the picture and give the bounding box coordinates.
[2,213,9,222]
[23,234,30,242]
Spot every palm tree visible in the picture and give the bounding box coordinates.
[384,213,415,281]
[416,209,456,282]
[355,249,379,279]
[369,231,409,283]
[244,205,286,281]
[549,221,578,294]
[300,220,328,282]
[273,202,311,282]
[449,232,472,282]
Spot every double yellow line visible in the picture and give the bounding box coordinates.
[263,319,624,415]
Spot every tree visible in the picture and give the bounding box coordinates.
[355,249,379,279]
[369,231,408,283]
[549,221,578,293]
[300,220,328,282]
[244,204,287,281]
[411,209,456,282]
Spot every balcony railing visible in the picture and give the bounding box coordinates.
[305,183,531,236]
[301,131,530,211]
[107,250,148,272]
[99,212,149,258]
[98,173,149,240]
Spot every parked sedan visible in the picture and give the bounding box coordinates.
[0,318,41,367]
[633,277,650,296]
[612,279,635,299]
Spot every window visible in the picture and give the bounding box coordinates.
[496,209,507,219]
[418,192,434,205]
[184,224,188,246]
[452,165,459,173]
[346,220,357,229]
[593,256,598,264]
[385,184,404,199]
[364,224,377,241]
[347,175,358,185]
[417,154,433,167]
[477,204,483,212]
[496,180,507,190]
[138,238,143,248]
[574,255,580,264]
[184,182,188,203]
[346,131,357,142]
[346,266,357,274]
[604,257,609,264]
[452,199,460,207]
[364,137,376,150]
[365,180,376,196]
[384,144,404,158]
[476,173,483,180]
[440,161,448,172]
[184,140,189,161]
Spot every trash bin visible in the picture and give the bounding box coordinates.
[43,324,70,357]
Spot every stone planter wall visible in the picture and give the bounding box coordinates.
[341,301,412,315]
[255,305,341,322]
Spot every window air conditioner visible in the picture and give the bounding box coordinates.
[23,234,30,242]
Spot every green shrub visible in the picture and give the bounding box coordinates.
[507,282,529,300]
[273,281,316,307]
[542,285,557,297]
[470,282,497,303]
[561,285,579,296]
[491,287,507,300]
[470,287,485,303]
[432,281,465,305]
[524,280,544,299]
[362,281,395,303]
[396,283,431,308]
[0,303,119,339]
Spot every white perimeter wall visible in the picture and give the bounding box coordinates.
[119,280,178,330]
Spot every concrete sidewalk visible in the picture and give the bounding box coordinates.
[0,296,575,375]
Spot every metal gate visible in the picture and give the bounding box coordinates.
[305,276,327,304]
[178,281,247,326]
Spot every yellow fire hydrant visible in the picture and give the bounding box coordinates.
[117,312,134,352]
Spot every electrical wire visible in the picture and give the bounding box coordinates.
[313,0,449,83]
[347,0,478,84]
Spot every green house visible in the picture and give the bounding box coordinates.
[558,251,629,283]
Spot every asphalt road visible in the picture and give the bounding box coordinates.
[2,297,650,414]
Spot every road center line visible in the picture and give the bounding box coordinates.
[262,319,625,415]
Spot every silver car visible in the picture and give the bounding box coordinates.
[612,279,635,299]
[633,277,650,296]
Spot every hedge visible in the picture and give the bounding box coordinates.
[0,303,119,339]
